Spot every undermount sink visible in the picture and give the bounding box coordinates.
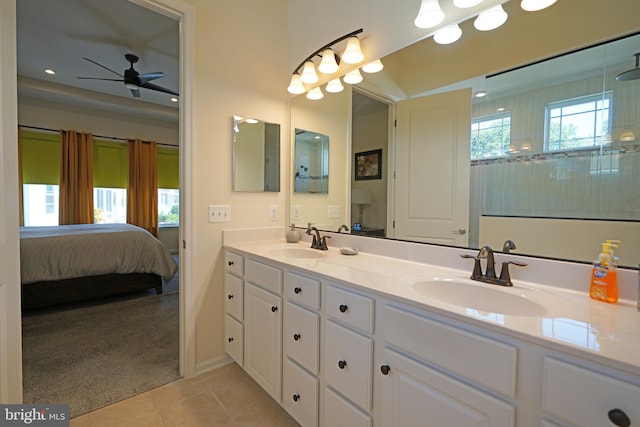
[270,246,328,259]
[411,278,548,317]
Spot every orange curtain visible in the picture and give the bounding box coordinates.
[59,130,94,224]
[127,138,158,237]
[17,127,24,226]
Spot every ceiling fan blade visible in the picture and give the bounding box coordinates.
[130,88,141,98]
[138,72,166,84]
[82,57,123,77]
[139,81,179,96]
[77,77,124,82]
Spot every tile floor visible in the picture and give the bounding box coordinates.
[70,363,299,427]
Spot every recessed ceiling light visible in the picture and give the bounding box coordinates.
[497,107,505,112]
[170,97,178,102]
[44,68,56,75]
[474,90,487,98]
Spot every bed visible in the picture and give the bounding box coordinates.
[19,223,178,309]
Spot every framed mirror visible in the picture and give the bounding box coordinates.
[289,1,640,267]
[294,129,329,194]
[232,115,280,192]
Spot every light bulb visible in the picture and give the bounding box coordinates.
[414,0,445,29]
[362,59,384,73]
[520,0,557,11]
[318,49,339,74]
[453,0,483,8]
[474,5,508,31]
[342,37,364,64]
[343,69,363,84]
[434,24,462,44]
[300,61,319,84]
[306,87,324,100]
[325,78,344,93]
[287,73,305,94]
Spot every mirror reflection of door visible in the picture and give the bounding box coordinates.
[395,88,471,246]
[294,129,329,194]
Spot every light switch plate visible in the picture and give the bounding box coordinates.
[208,204,230,223]
[293,205,301,221]
[328,205,340,219]
[269,205,279,221]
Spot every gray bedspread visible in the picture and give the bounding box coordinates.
[19,224,178,284]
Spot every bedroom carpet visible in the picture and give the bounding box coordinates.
[21,267,180,418]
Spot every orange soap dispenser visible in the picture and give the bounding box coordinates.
[589,240,621,304]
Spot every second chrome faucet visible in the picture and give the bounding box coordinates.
[460,245,527,286]
[306,224,331,250]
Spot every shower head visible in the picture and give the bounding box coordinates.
[616,53,640,81]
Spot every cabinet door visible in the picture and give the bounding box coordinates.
[224,273,243,321]
[379,347,515,427]
[284,301,319,374]
[224,314,243,365]
[283,358,318,427]
[244,282,282,401]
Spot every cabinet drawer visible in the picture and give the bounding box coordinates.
[245,258,282,295]
[224,273,243,321]
[224,314,243,366]
[543,357,640,427]
[325,285,374,334]
[380,347,515,426]
[284,301,319,374]
[225,251,244,276]
[285,271,320,310]
[283,359,318,427]
[323,387,372,427]
[324,320,372,411]
[383,305,517,398]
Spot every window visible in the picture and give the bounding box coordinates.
[158,147,180,226]
[23,184,59,226]
[93,140,128,224]
[545,92,612,152]
[470,112,511,159]
[21,131,60,226]
[94,188,127,223]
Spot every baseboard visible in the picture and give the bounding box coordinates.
[194,353,234,377]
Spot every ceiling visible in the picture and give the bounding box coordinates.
[17,0,179,122]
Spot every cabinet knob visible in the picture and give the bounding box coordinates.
[338,360,347,369]
[271,306,278,312]
[293,333,301,341]
[292,393,300,402]
[380,365,391,375]
[339,304,348,313]
[294,287,302,294]
[608,409,631,427]
[227,337,234,343]
[227,294,233,299]
[228,261,234,266]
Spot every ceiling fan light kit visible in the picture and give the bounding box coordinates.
[77,53,179,98]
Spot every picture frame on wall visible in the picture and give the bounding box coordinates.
[355,149,382,181]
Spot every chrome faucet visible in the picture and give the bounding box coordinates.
[502,240,517,253]
[306,225,330,250]
[460,245,527,286]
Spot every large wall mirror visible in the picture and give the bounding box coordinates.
[233,115,280,192]
[289,1,640,267]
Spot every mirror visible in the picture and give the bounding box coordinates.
[232,115,280,192]
[294,129,329,194]
[290,2,640,267]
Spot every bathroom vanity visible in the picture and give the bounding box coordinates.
[223,237,640,427]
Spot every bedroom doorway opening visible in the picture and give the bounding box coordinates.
[15,0,194,414]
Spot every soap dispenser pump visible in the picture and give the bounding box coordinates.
[286,224,301,243]
[589,239,621,304]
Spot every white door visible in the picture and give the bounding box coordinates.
[394,88,471,246]
[0,0,24,403]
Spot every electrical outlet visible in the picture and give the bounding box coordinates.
[328,205,340,219]
[208,204,231,223]
[293,205,301,221]
[269,205,279,221]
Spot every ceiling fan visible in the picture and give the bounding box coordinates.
[77,53,178,98]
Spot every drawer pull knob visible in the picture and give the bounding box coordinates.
[293,333,301,341]
[339,304,348,313]
[227,294,233,299]
[228,261,234,266]
[608,409,631,427]
[294,287,302,294]
[292,393,300,402]
[338,360,347,369]
[271,306,278,312]
[380,365,391,375]
[227,337,234,343]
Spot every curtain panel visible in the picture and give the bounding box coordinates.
[127,138,158,237]
[59,130,94,224]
